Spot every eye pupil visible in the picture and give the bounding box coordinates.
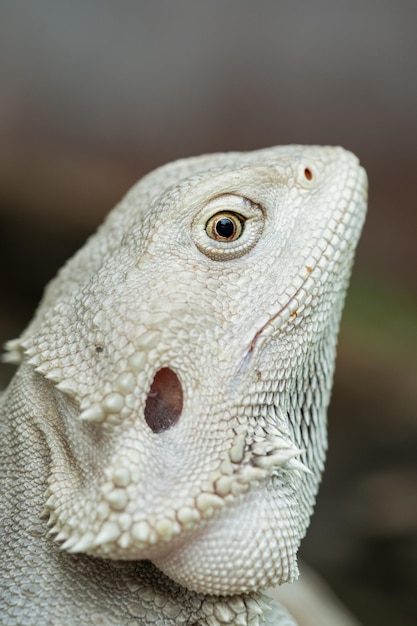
[215,217,236,239]
[206,212,243,242]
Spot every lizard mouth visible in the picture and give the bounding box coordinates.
[237,273,312,375]
[144,367,183,433]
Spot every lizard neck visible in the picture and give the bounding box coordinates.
[0,366,294,626]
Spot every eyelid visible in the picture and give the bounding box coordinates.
[198,194,262,221]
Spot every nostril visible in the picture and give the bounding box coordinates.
[144,368,183,433]
[304,167,313,181]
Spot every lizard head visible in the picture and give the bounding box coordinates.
[18,146,367,595]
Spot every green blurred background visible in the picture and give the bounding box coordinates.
[0,2,416,625]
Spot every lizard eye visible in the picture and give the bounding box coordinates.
[193,194,264,261]
[206,212,244,242]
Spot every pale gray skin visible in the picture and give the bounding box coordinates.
[0,146,367,625]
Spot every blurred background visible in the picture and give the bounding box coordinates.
[0,2,416,624]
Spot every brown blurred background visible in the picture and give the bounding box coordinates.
[0,2,416,625]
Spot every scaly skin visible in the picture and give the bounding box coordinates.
[0,146,367,625]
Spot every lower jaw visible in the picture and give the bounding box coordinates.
[151,484,300,596]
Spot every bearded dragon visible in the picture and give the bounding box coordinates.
[0,145,367,625]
